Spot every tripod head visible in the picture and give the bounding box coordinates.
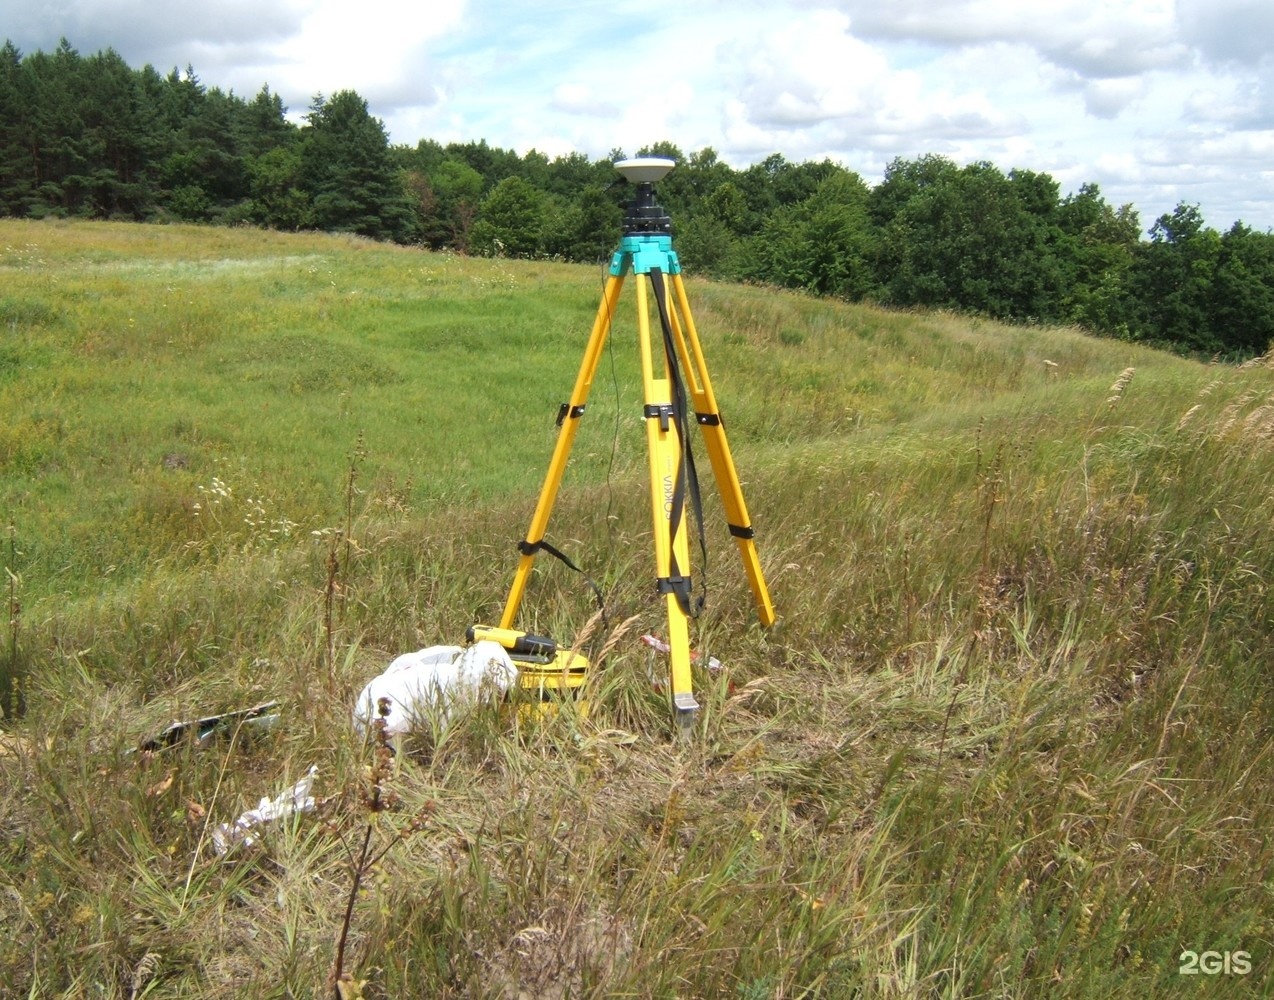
[616,157,675,235]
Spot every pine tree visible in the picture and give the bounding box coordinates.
[0,41,33,214]
[299,91,411,241]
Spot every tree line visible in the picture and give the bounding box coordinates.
[4,39,1273,358]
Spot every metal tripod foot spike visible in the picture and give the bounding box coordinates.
[477,157,775,736]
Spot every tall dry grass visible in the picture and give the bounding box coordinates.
[0,220,1270,997]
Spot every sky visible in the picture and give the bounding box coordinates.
[5,0,1274,232]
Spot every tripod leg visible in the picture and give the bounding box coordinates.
[499,273,625,630]
[636,275,699,732]
[666,272,776,627]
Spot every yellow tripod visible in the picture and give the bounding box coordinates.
[478,158,775,735]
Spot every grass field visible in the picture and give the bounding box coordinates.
[1,218,1271,998]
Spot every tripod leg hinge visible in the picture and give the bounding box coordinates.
[728,523,755,540]
[556,403,586,427]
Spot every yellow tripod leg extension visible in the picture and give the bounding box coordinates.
[644,376,696,725]
[636,277,699,736]
[668,272,776,626]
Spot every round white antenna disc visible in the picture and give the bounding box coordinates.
[615,157,675,184]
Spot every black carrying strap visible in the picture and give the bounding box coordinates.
[647,268,708,619]
[518,536,606,616]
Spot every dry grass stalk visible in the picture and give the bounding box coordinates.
[128,952,161,1000]
[1106,366,1136,404]
[594,613,643,665]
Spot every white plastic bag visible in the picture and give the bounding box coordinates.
[212,765,318,855]
[352,641,518,738]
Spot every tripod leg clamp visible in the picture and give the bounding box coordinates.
[644,403,675,432]
[556,403,586,428]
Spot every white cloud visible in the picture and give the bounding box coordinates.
[831,0,1187,79]
[726,9,891,126]
[1177,0,1274,67]
[254,0,463,111]
[550,83,619,118]
[3,0,310,53]
[1083,77,1149,119]
[719,8,1030,162]
[4,0,1274,228]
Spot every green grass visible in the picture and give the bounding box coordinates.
[1,219,1271,998]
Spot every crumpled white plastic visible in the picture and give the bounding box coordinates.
[640,633,723,672]
[212,765,318,855]
[351,641,518,738]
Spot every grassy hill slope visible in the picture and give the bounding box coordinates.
[0,220,1270,997]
